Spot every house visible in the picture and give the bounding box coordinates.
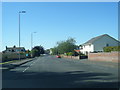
[49,48,53,55]
[74,50,80,53]
[79,34,119,55]
[4,45,26,53]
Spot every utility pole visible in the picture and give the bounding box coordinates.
[31,32,36,57]
[18,11,26,60]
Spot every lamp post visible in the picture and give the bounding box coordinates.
[19,11,26,60]
[31,32,36,57]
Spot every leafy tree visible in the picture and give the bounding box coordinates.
[57,38,77,54]
[32,45,45,57]
[52,38,77,54]
[50,47,58,55]
[45,49,50,54]
[32,49,39,57]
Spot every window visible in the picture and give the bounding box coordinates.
[106,44,109,47]
[79,45,83,49]
[12,49,15,52]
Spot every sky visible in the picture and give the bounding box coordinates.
[1,2,118,51]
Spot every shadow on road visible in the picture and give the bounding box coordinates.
[2,70,119,88]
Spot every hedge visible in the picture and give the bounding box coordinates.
[103,46,120,52]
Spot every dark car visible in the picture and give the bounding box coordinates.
[56,55,61,58]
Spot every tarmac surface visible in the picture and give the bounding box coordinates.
[2,55,119,88]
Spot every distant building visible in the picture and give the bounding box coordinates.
[49,49,53,55]
[4,45,26,53]
[79,34,119,55]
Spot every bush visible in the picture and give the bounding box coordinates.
[79,52,86,56]
[103,46,120,52]
[20,52,25,55]
[32,49,39,57]
[66,52,73,56]
[72,51,79,56]
[68,52,73,56]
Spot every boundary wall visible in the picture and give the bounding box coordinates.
[88,52,120,62]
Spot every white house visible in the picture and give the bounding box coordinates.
[79,34,119,55]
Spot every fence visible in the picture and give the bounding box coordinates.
[2,52,27,62]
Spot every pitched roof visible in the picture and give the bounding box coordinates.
[7,47,25,49]
[82,34,118,45]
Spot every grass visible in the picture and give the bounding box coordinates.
[0,60,21,65]
[0,58,32,65]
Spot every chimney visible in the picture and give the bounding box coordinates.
[13,45,16,48]
[6,46,7,50]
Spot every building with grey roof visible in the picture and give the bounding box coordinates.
[4,45,26,53]
[79,34,119,55]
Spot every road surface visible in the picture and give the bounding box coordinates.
[2,55,119,88]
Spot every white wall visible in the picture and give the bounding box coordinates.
[50,49,52,54]
[80,44,94,54]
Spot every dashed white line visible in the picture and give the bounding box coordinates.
[33,62,35,63]
[30,64,33,66]
[23,67,29,72]
[22,60,38,72]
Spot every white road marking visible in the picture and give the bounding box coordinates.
[30,64,33,66]
[22,61,37,72]
[33,62,35,63]
[23,67,29,72]
[22,59,39,72]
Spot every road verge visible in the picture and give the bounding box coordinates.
[1,57,37,72]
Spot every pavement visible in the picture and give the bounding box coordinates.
[0,57,36,72]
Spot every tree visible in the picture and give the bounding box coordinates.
[32,49,39,57]
[50,47,58,55]
[56,38,77,54]
[32,45,45,57]
[45,49,50,54]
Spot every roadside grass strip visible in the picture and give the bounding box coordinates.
[0,59,32,65]
[0,60,20,65]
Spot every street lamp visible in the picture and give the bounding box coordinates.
[19,11,26,60]
[31,32,36,57]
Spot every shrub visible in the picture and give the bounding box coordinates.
[103,46,120,52]
[72,51,79,56]
[32,49,39,57]
[65,52,74,56]
[79,52,86,56]
[68,52,73,56]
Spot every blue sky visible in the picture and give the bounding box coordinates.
[1,2,118,51]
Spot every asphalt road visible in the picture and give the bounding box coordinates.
[2,55,119,88]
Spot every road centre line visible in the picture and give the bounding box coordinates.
[30,64,33,66]
[22,59,39,72]
[23,67,29,72]
[22,61,36,72]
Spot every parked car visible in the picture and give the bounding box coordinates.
[56,55,61,58]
